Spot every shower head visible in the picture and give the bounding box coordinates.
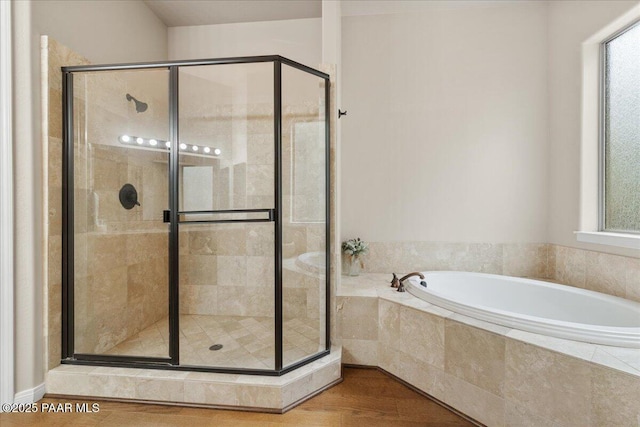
[126,93,148,113]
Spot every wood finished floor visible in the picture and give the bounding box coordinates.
[1,367,475,426]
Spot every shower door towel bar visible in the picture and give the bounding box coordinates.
[163,208,275,224]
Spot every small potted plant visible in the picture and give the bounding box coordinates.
[341,237,369,276]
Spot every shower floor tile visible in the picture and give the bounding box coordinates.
[104,314,322,369]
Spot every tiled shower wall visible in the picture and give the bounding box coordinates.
[46,38,90,370]
[178,98,327,322]
[47,38,170,359]
[358,242,640,303]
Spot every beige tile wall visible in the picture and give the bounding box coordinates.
[337,282,640,427]
[359,242,551,277]
[46,38,90,370]
[179,223,275,317]
[356,241,640,303]
[551,245,640,303]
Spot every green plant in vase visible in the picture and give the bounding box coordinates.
[341,237,369,276]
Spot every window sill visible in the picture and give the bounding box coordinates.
[575,231,640,250]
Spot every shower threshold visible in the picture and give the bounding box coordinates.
[46,346,342,412]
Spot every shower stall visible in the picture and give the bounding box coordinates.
[61,56,330,375]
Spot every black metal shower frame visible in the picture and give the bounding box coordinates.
[61,55,331,376]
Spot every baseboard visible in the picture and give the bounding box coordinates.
[14,383,46,404]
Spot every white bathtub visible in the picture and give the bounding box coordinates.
[406,271,640,348]
[295,251,326,274]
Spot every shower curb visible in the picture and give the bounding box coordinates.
[44,346,341,411]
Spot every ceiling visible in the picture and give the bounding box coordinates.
[144,0,322,27]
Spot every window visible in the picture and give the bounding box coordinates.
[601,21,640,233]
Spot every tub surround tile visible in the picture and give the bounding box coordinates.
[552,245,587,288]
[377,344,403,378]
[396,292,454,318]
[341,339,378,365]
[505,340,593,427]
[401,307,445,369]
[444,373,505,427]
[593,345,640,373]
[585,251,628,298]
[343,274,636,377]
[363,242,405,273]
[399,352,446,402]
[550,244,640,303]
[506,329,597,363]
[504,401,559,427]
[378,299,402,350]
[338,274,640,427]
[336,296,378,340]
[359,242,555,278]
[625,257,640,303]
[447,312,511,336]
[449,243,503,274]
[377,287,418,306]
[591,347,640,377]
[591,365,640,427]
[445,320,505,397]
[340,273,388,296]
[351,241,639,305]
[503,243,550,278]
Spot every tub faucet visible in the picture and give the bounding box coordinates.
[391,272,426,292]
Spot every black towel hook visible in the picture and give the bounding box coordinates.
[338,109,347,119]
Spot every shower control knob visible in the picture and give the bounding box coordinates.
[119,183,140,209]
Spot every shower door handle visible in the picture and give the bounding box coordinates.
[163,209,274,223]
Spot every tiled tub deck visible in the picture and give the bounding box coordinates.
[338,274,640,427]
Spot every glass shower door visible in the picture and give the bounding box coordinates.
[177,63,276,369]
[281,64,328,368]
[69,68,171,361]
[63,56,330,374]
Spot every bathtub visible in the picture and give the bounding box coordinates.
[295,251,326,274]
[406,271,640,348]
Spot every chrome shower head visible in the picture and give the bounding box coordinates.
[126,93,148,113]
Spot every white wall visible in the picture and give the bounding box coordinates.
[32,0,167,64]
[0,0,14,407]
[341,1,548,243]
[547,0,639,255]
[168,18,322,66]
[12,0,166,396]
